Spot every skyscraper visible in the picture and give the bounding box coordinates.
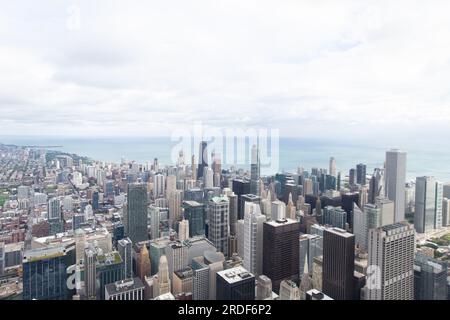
[149,205,160,240]
[203,167,214,189]
[118,237,133,279]
[153,173,165,199]
[243,202,265,276]
[329,157,336,177]
[356,163,367,185]
[250,144,260,196]
[322,228,355,300]
[207,196,230,257]
[349,169,356,186]
[126,183,148,243]
[366,222,415,300]
[262,207,300,293]
[153,255,171,297]
[216,266,255,300]
[443,198,450,227]
[23,245,76,300]
[353,203,381,252]
[414,252,448,300]
[385,149,407,222]
[84,247,97,300]
[183,201,205,237]
[414,177,443,233]
[197,141,208,180]
[368,168,385,204]
[168,189,183,225]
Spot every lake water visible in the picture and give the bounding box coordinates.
[1,135,449,182]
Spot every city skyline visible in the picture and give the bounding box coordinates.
[1,0,450,307]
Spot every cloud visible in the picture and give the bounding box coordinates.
[0,0,450,142]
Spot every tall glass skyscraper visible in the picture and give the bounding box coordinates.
[197,141,208,180]
[23,245,76,300]
[385,149,407,222]
[126,183,148,243]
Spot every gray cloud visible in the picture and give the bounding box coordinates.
[0,1,450,142]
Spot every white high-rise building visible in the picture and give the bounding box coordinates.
[178,219,189,241]
[168,190,183,225]
[366,222,415,300]
[72,171,83,187]
[271,200,286,222]
[166,175,177,195]
[243,202,265,276]
[353,203,381,252]
[385,149,407,222]
[329,157,336,177]
[153,255,171,297]
[204,168,214,189]
[153,174,166,199]
[149,206,160,240]
[375,197,395,227]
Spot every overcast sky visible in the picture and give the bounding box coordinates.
[1,1,450,143]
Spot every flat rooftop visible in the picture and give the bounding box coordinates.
[217,266,254,284]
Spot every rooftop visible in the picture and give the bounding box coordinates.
[217,266,254,284]
[105,277,144,295]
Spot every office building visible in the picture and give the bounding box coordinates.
[23,245,76,300]
[197,141,208,180]
[105,277,145,300]
[414,253,448,300]
[366,222,415,300]
[415,177,443,233]
[385,149,407,222]
[323,228,355,300]
[250,144,260,196]
[207,196,230,257]
[183,201,205,237]
[356,163,367,185]
[243,202,265,276]
[126,183,148,243]
[262,206,300,293]
[118,237,133,279]
[216,266,255,300]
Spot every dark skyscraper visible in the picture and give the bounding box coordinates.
[216,266,255,300]
[414,252,448,300]
[349,168,356,186]
[263,216,300,293]
[197,141,208,179]
[23,245,76,300]
[126,183,148,243]
[183,201,205,237]
[232,179,251,219]
[356,163,367,185]
[323,228,355,300]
